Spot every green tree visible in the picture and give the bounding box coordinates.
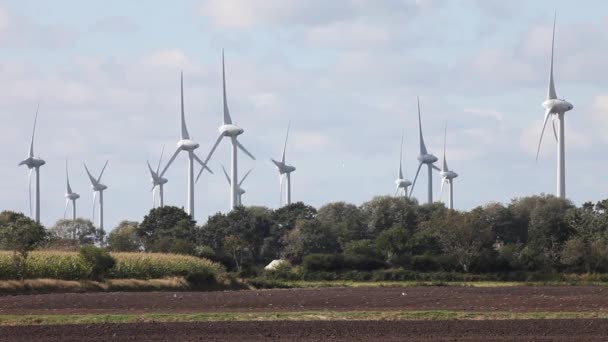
[359,196,418,236]
[281,218,339,263]
[375,226,410,260]
[317,202,367,246]
[0,211,47,280]
[107,221,141,252]
[48,218,103,245]
[137,206,196,253]
[432,210,492,272]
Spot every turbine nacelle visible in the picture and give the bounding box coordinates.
[153,177,168,185]
[92,184,107,192]
[219,124,244,137]
[395,179,412,188]
[19,157,45,168]
[177,139,199,151]
[65,192,80,200]
[542,99,573,114]
[440,170,458,180]
[417,154,438,164]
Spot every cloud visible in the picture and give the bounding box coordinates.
[0,6,77,49]
[90,16,137,34]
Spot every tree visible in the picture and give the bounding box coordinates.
[480,202,520,243]
[48,218,103,246]
[281,218,339,263]
[317,202,367,245]
[0,211,47,280]
[107,221,141,252]
[137,206,196,253]
[432,210,492,272]
[375,226,410,260]
[223,234,248,272]
[359,196,418,236]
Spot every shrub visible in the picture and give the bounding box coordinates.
[302,253,386,272]
[79,246,116,281]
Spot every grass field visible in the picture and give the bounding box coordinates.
[1,310,608,326]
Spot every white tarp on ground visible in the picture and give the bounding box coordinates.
[264,259,290,270]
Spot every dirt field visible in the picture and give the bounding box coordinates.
[1,320,608,341]
[1,286,608,341]
[0,286,607,314]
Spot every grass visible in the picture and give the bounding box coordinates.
[1,310,608,326]
[247,279,608,289]
[0,277,202,294]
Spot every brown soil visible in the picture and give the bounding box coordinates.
[1,320,608,341]
[0,286,607,315]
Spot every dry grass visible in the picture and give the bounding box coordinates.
[0,277,191,295]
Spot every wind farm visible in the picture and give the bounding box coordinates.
[2,3,607,341]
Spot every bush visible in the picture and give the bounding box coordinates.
[302,253,386,272]
[79,246,116,281]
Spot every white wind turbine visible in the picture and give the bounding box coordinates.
[220,164,253,206]
[160,72,213,220]
[271,122,296,206]
[64,159,80,221]
[409,97,440,204]
[438,124,458,210]
[394,130,412,199]
[84,161,108,231]
[147,146,168,208]
[18,105,45,223]
[196,50,256,210]
[535,14,573,199]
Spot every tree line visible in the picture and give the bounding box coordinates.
[3,194,608,277]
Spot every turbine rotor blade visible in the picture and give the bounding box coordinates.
[439,179,446,201]
[221,164,231,185]
[157,145,165,175]
[236,140,255,160]
[395,185,400,197]
[409,163,424,199]
[192,152,214,175]
[279,174,285,206]
[97,160,109,182]
[28,169,33,216]
[222,49,233,125]
[28,104,40,158]
[146,160,157,180]
[196,134,224,182]
[63,199,69,219]
[417,97,428,155]
[180,71,190,140]
[66,158,72,194]
[282,121,290,164]
[442,123,448,172]
[92,192,98,224]
[536,109,553,162]
[547,13,557,100]
[83,163,97,185]
[160,147,181,177]
[399,129,404,179]
[239,168,253,186]
[552,115,558,142]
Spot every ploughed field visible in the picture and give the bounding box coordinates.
[1,286,608,341]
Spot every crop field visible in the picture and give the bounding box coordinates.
[1,286,608,341]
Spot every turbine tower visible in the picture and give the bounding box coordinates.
[147,146,168,208]
[160,72,213,220]
[18,105,45,223]
[438,124,458,210]
[84,161,108,231]
[394,130,412,199]
[220,164,253,206]
[409,97,440,204]
[535,14,573,199]
[196,50,256,210]
[271,122,296,206]
[64,159,80,220]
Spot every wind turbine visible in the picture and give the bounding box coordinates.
[438,124,458,210]
[84,161,108,231]
[394,130,412,199]
[271,122,296,206]
[64,159,80,220]
[18,105,45,223]
[196,50,256,210]
[159,72,213,220]
[147,146,168,208]
[409,97,440,204]
[220,164,253,206]
[535,13,573,199]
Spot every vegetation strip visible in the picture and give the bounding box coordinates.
[257,280,608,288]
[1,311,608,326]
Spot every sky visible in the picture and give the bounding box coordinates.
[1,0,608,230]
